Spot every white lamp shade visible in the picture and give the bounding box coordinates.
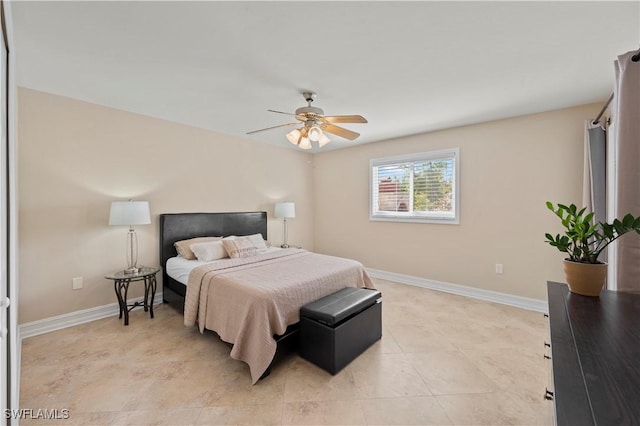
[286,128,302,145]
[109,201,151,226]
[318,133,331,147]
[298,138,312,150]
[308,126,323,142]
[274,202,295,219]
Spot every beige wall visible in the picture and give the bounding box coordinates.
[18,87,600,322]
[18,88,314,323]
[312,104,600,301]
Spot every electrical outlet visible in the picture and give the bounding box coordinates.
[72,277,83,290]
[495,264,503,274]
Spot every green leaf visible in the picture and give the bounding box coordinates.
[583,212,595,225]
[623,214,634,228]
[602,224,614,239]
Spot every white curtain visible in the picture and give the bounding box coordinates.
[613,50,640,293]
[606,122,618,289]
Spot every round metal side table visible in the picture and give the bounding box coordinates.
[104,266,161,326]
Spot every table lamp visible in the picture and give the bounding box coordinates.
[109,200,151,274]
[274,202,295,248]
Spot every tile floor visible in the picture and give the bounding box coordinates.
[20,279,553,425]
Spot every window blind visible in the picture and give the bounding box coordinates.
[370,149,459,223]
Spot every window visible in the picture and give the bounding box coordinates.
[370,148,459,224]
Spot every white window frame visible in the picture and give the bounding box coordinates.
[370,148,460,224]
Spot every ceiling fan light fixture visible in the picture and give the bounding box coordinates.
[307,125,323,142]
[248,91,366,149]
[318,133,331,147]
[286,128,302,145]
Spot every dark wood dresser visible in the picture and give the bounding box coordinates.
[547,281,640,426]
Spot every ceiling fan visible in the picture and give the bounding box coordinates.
[247,91,367,150]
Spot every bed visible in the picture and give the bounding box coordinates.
[159,212,374,383]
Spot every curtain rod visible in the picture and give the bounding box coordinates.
[592,48,639,124]
[593,92,614,125]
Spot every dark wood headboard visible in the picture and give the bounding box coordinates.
[159,211,267,309]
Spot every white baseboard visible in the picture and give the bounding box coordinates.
[367,268,548,313]
[19,293,164,339]
[19,270,548,339]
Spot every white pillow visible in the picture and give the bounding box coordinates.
[247,233,268,251]
[222,236,258,259]
[189,240,228,262]
[174,236,221,259]
[223,234,268,252]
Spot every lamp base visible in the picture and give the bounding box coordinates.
[125,228,139,275]
[124,266,139,275]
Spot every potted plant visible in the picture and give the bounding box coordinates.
[545,202,640,296]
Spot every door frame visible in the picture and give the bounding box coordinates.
[1,0,19,422]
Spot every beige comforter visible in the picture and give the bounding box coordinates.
[184,248,374,383]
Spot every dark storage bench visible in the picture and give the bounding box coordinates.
[299,287,382,374]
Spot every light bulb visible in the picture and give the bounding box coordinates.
[308,126,323,142]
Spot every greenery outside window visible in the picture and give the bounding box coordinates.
[370,148,459,224]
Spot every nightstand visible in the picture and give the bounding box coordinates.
[104,266,160,326]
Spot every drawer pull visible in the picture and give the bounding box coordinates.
[543,313,549,318]
[544,354,551,360]
[544,388,554,401]
[544,342,551,347]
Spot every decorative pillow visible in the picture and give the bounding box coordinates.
[174,236,221,260]
[222,236,259,259]
[247,233,268,251]
[190,240,228,262]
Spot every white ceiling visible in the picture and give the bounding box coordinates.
[11,1,640,153]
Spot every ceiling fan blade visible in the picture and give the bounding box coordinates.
[322,124,360,141]
[267,109,296,116]
[246,122,298,135]
[321,115,368,124]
